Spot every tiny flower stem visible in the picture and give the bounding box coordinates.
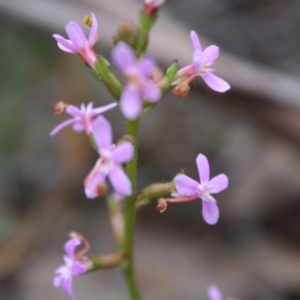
[122,118,142,300]
[136,11,158,56]
[137,181,175,207]
[88,253,123,272]
[164,196,197,203]
[90,57,123,101]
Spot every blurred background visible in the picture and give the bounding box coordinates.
[1,0,300,299]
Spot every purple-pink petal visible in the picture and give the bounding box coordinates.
[208,285,223,300]
[209,174,229,194]
[92,102,117,115]
[52,34,75,53]
[203,45,219,65]
[143,81,161,102]
[65,21,87,50]
[88,12,98,45]
[66,105,83,117]
[202,199,219,225]
[120,84,142,120]
[93,116,113,151]
[108,166,132,196]
[174,174,199,196]
[138,56,156,76]
[62,276,74,299]
[64,238,81,259]
[112,142,134,164]
[190,30,202,51]
[71,261,87,276]
[193,50,204,71]
[73,122,85,132]
[50,119,77,136]
[84,169,106,199]
[202,72,230,93]
[111,42,135,72]
[196,153,210,183]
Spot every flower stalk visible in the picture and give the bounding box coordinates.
[122,118,142,300]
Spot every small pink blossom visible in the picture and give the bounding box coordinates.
[53,237,88,299]
[174,153,228,225]
[112,42,161,119]
[50,102,117,136]
[84,116,133,198]
[174,31,230,93]
[53,13,98,68]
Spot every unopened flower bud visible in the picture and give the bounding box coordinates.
[172,83,190,97]
[157,198,167,213]
[144,0,165,16]
[114,22,139,47]
[53,101,67,114]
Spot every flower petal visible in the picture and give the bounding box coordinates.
[84,166,106,199]
[174,174,199,196]
[93,116,112,151]
[138,56,156,76]
[193,50,204,71]
[209,174,228,194]
[202,72,230,93]
[62,276,74,298]
[190,30,202,51]
[196,153,210,183]
[66,105,83,117]
[203,45,219,65]
[120,84,142,120]
[92,102,118,115]
[88,12,98,45]
[73,122,85,132]
[143,81,161,102]
[208,285,223,300]
[112,142,134,164]
[202,199,219,225]
[52,34,75,53]
[108,166,132,196]
[64,238,81,259]
[50,119,77,136]
[65,21,87,50]
[53,274,63,287]
[71,261,87,276]
[111,42,135,72]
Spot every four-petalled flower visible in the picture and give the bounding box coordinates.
[174,153,228,225]
[112,42,161,119]
[53,13,99,68]
[174,31,230,93]
[50,102,117,136]
[84,116,133,198]
[53,237,88,299]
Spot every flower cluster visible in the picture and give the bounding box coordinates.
[51,2,232,298]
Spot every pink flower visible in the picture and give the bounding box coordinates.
[50,102,117,136]
[174,31,230,93]
[84,116,133,198]
[53,238,88,299]
[53,13,98,68]
[208,285,223,300]
[174,154,228,225]
[112,42,161,119]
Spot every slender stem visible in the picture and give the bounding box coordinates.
[122,118,142,300]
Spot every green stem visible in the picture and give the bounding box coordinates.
[122,118,142,300]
